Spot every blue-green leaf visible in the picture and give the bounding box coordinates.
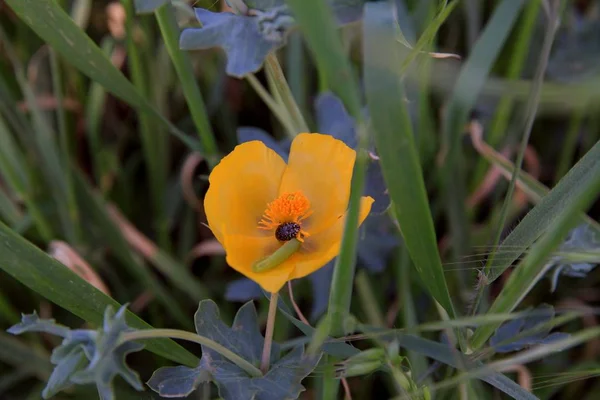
[149,300,320,399]
[147,365,212,397]
[548,223,600,291]
[8,306,145,400]
[133,0,168,14]
[490,305,570,353]
[180,8,292,77]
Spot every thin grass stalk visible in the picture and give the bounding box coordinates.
[154,3,219,167]
[471,0,562,316]
[122,0,170,250]
[555,106,586,183]
[49,49,81,244]
[470,0,541,189]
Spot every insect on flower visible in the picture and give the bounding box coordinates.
[204,133,374,293]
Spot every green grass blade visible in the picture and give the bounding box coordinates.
[470,153,600,349]
[0,221,198,367]
[107,206,209,302]
[0,114,54,240]
[154,3,219,165]
[486,140,600,283]
[49,48,82,244]
[4,0,199,150]
[72,172,192,328]
[439,0,526,258]
[122,0,170,250]
[399,0,458,75]
[284,0,366,333]
[0,26,75,242]
[470,0,541,189]
[285,0,362,117]
[473,0,560,315]
[364,1,457,323]
[441,0,527,162]
[84,37,114,187]
[284,1,365,396]
[555,107,586,183]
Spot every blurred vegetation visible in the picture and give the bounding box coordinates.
[1,0,600,399]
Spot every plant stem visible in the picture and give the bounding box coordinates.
[154,3,219,167]
[265,53,309,134]
[327,123,369,337]
[121,328,262,378]
[261,291,279,373]
[246,74,298,137]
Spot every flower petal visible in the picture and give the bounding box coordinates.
[223,234,294,293]
[204,141,286,243]
[279,133,356,234]
[290,196,374,280]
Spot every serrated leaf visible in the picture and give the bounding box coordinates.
[7,312,71,337]
[237,127,289,161]
[8,305,145,400]
[134,0,169,14]
[490,305,570,353]
[196,300,273,368]
[42,347,87,398]
[180,9,290,77]
[147,365,212,398]
[195,300,320,400]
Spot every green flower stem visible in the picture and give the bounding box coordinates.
[265,53,309,135]
[120,329,263,378]
[154,3,218,167]
[327,123,369,337]
[246,74,298,137]
[261,291,279,373]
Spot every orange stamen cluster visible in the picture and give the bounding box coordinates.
[259,191,312,242]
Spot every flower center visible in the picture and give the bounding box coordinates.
[259,191,312,242]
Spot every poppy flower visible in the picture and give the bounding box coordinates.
[205,133,374,293]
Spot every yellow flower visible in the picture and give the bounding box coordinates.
[204,133,374,293]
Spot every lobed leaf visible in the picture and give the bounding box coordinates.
[548,223,600,291]
[180,8,292,77]
[147,365,212,398]
[148,300,321,399]
[8,306,145,400]
[489,305,570,353]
